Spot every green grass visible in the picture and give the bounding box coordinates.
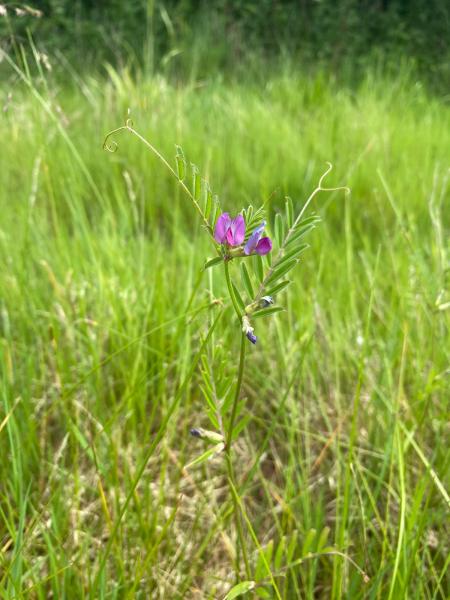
[0,58,449,598]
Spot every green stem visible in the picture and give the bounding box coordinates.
[223,261,252,577]
[226,332,246,450]
[225,331,251,579]
[224,260,242,320]
[226,454,251,579]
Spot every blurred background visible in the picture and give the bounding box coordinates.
[1,0,450,85]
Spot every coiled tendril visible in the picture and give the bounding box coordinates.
[102,116,215,239]
[102,118,135,153]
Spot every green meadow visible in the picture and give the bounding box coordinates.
[0,56,449,597]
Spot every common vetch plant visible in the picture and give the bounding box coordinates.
[103,118,350,597]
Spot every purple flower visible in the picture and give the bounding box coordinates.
[214,212,246,246]
[242,315,257,344]
[244,221,272,256]
[246,331,257,344]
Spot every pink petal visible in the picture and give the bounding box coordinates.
[255,237,272,255]
[214,212,231,243]
[230,215,245,246]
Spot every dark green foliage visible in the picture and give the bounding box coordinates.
[1,0,449,88]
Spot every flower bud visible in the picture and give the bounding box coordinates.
[259,296,274,308]
[189,428,224,443]
[242,315,257,344]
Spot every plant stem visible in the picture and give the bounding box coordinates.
[226,331,246,451]
[225,331,251,579]
[224,260,242,320]
[223,260,250,577]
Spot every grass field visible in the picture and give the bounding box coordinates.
[0,58,449,598]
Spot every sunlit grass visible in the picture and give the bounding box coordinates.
[0,59,449,598]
